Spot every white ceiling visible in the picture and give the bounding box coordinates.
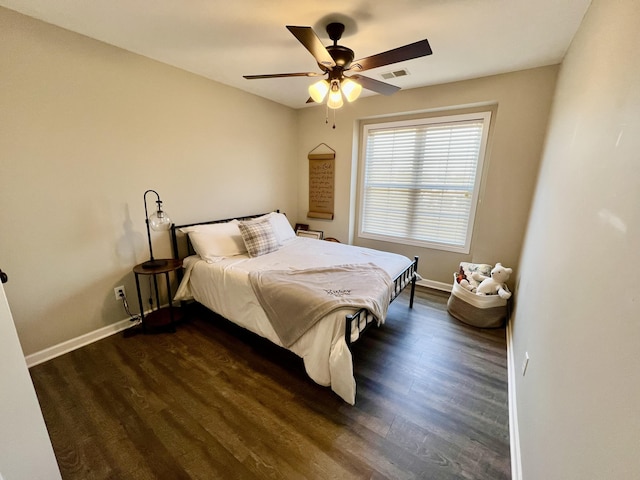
[1,0,591,109]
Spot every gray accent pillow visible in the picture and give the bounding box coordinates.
[238,220,279,257]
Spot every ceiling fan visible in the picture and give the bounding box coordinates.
[244,22,433,109]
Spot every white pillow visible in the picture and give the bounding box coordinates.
[268,212,296,244]
[179,221,247,262]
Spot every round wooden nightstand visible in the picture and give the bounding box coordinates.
[133,258,183,332]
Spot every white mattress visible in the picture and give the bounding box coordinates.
[174,237,413,404]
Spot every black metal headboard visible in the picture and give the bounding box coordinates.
[170,211,275,261]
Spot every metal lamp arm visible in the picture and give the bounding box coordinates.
[143,189,161,263]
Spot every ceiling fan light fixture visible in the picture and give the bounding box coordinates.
[244,23,433,115]
[308,79,330,103]
[341,78,362,102]
[327,80,344,109]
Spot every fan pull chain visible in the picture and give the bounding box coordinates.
[324,104,337,129]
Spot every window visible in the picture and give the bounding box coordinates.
[359,111,491,253]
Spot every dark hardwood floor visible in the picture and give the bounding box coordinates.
[29,288,510,479]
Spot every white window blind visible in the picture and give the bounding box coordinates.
[359,112,491,253]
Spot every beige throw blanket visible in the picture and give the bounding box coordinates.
[248,263,393,348]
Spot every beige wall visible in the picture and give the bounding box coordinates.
[296,66,558,284]
[0,8,298,355]
[512,0,640,478]
[7,4,638,477]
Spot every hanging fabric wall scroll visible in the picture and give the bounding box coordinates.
[307,143,335,220]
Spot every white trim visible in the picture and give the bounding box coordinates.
[416,278,452,292]
[358,111,492,254]
[23,279,453,368]
[25,301,178,368]
[25,317,135,368]
[506,319,523,480]
[25,281,521,478]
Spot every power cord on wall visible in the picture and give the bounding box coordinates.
[118,290,142,327]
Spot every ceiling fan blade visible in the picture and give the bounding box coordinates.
[286,26,336,69]
[349,74,401,96]
[243,72,324,79]
[350,39,432,72]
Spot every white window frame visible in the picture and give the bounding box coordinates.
[357,111,491,254]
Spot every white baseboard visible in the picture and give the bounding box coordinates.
[419,275,521,477]
[416,278,452,292]
[25,317,135,368]
[24,279,453,369]
[25,299,179,368]
[25,277,520,476]
[506,320,523,480]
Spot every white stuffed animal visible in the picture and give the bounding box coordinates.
[459,278,475,292]
[472,263,513,299]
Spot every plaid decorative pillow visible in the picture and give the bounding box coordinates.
[238,220,279,257]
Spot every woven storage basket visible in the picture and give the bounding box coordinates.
[447,273,509,328]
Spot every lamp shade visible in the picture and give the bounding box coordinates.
[327,81,344,109]
[341,78,362,102]
[149,210,171,231]
[308,79,330,103]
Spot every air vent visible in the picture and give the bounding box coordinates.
[381,69,409,80]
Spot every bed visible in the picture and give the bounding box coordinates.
[170,211,418,404]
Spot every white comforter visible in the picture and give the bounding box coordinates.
[174,237,413,404]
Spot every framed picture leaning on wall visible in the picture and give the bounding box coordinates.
[296,229,323,240]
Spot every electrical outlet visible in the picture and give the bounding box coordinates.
[522,352,530,376]
[114,286,125,300]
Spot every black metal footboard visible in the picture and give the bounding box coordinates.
[344,256,419,347]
